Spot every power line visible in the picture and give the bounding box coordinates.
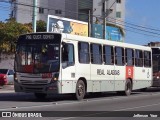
[3,0,160,32]
[107,16,160,32]
[93,15,160,36]
[1,0,160,39]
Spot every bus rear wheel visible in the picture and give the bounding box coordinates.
[34,93,47,99]
[117,80,132,96]
[75,80,86,100]
[124,79,132,96]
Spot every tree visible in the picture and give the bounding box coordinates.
[0,19,32,52]
[36,20,46,32]
[0,22,5,52]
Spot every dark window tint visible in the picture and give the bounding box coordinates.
[8,70,14,75]
[78,42,90,64]
[144,51,151,67]
[39,8,44,14]
[125,48,134,66]
[116,12,121,18]
[115,47,125,65]
[135,50,143,67]
[152,48,160,72]
[0,69,8,74]
[55,10,62,14]
[117,0,121,3]
[62,43,74,67]
[103,45,114,65]
[91,44,102,64]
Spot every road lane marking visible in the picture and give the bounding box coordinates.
[114,102,160,111]
[54,102,160,120]
[1,92,160,111]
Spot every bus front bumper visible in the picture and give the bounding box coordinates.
[14,80,60,94]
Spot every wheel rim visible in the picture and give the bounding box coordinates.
[126,82,131,93]
[77,83,84,97]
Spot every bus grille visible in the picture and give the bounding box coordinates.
[20,80,49,85]
[24,87,44,92]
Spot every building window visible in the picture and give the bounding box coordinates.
[39,8,44,14]
[55,10,62,14]
[116,0,121,3]
[116,12,121,18]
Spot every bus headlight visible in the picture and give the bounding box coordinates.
[51,73,59,83]
[14,73,18,81]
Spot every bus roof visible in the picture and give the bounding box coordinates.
[62,33,151,51]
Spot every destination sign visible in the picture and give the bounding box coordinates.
[25,34,54,40]
[17,33,61,44]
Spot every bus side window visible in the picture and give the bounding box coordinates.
[78,42,90,64]
[144,51,151,67]
[125,48,134,66]
[135,50,143,67]
[115,47,125,66]
[62,43,74,68]
[103,45,114,65]
[91,44,102,64]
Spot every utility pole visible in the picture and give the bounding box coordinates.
[103,0,107,39]
[88,10,91,37]
[33,0,37,33]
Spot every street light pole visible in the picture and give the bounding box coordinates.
[88,10,91,37]
[103,0,107,39]
[33,0,37,33]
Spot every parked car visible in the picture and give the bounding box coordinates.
[0,69,14,85]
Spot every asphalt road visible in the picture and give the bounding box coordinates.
[0,86,160,120]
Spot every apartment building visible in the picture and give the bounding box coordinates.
[11,0,125,26]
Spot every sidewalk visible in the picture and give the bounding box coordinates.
[0,85,15,93]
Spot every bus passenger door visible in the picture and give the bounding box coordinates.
[61,43,76,93]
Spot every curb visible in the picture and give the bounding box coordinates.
[0,90,15,93]
[0,85,14,93]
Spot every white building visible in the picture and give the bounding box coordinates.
[11,0,125,26]
[93,0,125,29]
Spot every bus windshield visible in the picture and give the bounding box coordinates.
[15,33,61,73]
[152,48,160,73]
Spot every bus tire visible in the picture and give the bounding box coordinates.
[124,79,132,96]
[34,93,47,99]
[75,80,86,100]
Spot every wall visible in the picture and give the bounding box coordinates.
[0,53,14,70]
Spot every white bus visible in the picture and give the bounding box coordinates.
[14,32,152,100]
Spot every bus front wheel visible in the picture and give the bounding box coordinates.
[75,80,86,100]
[34,93,47,99]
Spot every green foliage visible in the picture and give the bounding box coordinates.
[36,20,46,32]
[0,19,46,53]
[0,19,32,52]
[0,22,5,42]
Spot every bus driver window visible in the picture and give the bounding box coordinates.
[62,43,74,68]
